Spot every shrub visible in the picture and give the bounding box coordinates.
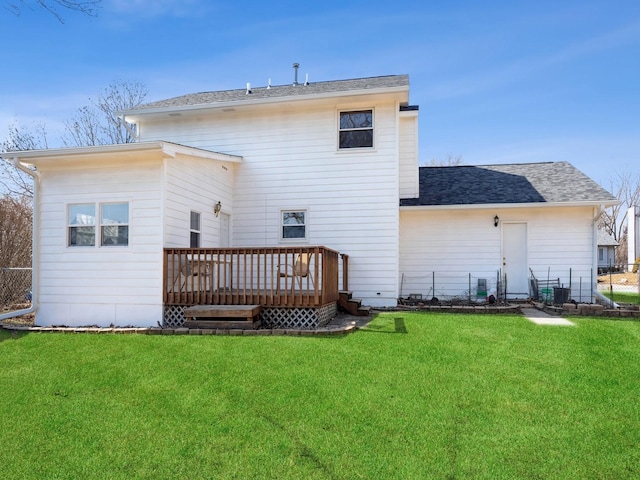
[633,257,640,274]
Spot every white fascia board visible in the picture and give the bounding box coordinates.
[160,143,242,163]
[122,85,409,119]
[400,200,619,211]
[4,141,241,165]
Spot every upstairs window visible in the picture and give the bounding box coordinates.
[282,211,306,240]
[339,110,373,149]
[190,211,201,248]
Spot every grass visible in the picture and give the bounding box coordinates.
[1,312,639,479]
[602,290,640,305]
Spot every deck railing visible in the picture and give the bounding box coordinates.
[163,246,341,307]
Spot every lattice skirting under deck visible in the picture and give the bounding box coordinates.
[260,303,337,329]
[163,303,337,329]
[164,305,188,328]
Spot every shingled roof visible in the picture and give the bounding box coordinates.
[131,75,409,112]
[400,162,616,207]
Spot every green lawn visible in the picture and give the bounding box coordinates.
[1,312,639,479]
[603,290,640,305]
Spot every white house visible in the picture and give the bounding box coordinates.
[597,229,619,273]
[2,72,617,327]
[628,206,640,268]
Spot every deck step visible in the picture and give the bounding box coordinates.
[184,305,261,329]
[338,292,370,317]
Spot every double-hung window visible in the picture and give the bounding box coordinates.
[101,203,129,246]
[281,210,306,240]
[68,202,129,247]
[339,110,373,149]
[68,204,97,246]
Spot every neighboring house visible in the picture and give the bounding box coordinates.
[628,206,640,268]
[4,73,618,327]
[597,229,619,272]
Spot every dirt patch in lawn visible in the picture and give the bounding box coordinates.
[597,272,639,285]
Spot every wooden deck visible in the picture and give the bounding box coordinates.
[163,246,345,309]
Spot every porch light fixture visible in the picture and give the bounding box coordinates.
[494,215,499,227]
[214,201,222,217]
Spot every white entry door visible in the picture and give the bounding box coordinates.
[502,223,528,299]
[220,213,230,248]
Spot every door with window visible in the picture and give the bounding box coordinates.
[502,222,529,299]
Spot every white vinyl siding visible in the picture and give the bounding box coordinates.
[36,158,163,327]
[163,154,235,248]
[399,206,596,302]
[140,97,402,306]
[399,112,419,199]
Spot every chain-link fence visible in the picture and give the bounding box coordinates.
[1,267,32,312]
[400,271,506,305]
[596,264,640,305]
[399,266,639,306]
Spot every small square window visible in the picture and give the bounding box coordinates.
[339,110,373,149]
[282,211,306,240]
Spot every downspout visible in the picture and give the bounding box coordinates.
[0,157,40,321]
[592,205,619,309]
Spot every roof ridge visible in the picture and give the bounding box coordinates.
[132,74,410,112]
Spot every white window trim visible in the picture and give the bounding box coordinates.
[337,108,375,151]
[279,208,309,243]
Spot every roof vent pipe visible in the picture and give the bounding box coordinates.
[293,63,299,86]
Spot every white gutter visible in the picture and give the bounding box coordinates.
[122,85,409,118]
[5,141,242,163]
[0,157,40,322]
[400,200,619,211]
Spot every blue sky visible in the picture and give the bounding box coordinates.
[1,0,639,186]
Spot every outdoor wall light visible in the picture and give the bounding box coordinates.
[494,215,500,227]
[214,201,222,217]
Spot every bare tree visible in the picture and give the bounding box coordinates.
[0,195,32,267]
[599,168,640,264]
[63,80,148,147]
[423,155,464,167]
[0,122,48,198]
[1,80,147,198]
[4,0,100,23]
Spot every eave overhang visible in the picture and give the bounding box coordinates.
[400,200,620,211]
[121,85,410,121]
[3,141,242,167]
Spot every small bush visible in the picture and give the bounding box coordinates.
[633,257,640,274]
